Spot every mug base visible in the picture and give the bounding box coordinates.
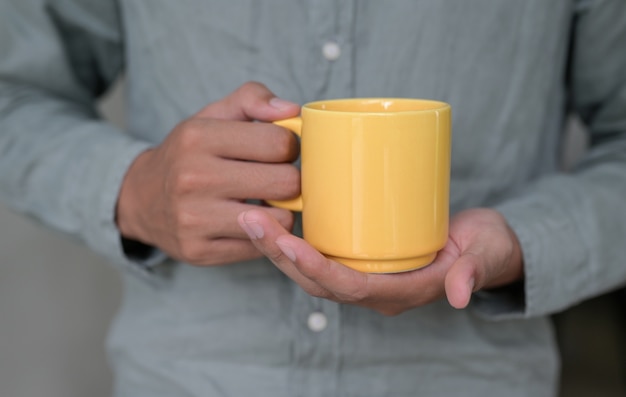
[326,253,437,274]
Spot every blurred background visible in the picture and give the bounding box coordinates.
[0,80,624,397]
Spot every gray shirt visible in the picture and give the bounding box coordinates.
[1,1,626,396]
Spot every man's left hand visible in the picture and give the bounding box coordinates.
[238,208,523,315]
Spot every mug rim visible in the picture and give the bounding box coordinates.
[303,97,450,115]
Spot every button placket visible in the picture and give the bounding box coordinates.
[317,0,356,99]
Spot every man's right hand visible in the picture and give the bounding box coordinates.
[115,82,301,266]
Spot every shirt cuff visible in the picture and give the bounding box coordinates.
[469,281,526,320]
[79,127,172,282]
[469,194,588,320]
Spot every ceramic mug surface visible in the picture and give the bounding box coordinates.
[270,98,451,273]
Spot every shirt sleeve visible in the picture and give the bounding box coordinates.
[0,0,168,280]
[472,0,626,319]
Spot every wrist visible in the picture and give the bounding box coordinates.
[504,217,525,283]
[490,212,525,288]
[115,149,153,242]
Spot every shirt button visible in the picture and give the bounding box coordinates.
[307,311,328,332]
[322,41,341,61]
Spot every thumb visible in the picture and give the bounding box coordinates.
[444,251,481,309]
[195,81,300,121]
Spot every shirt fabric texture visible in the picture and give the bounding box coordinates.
[1,1,626,396]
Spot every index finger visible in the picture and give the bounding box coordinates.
[181,118,300,163]
[195,81,300,122]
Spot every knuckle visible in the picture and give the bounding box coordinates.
[168,165,223,195]
[337,289,367,306]
[176,240,205,264]
[336,273,370,303]
[265,245,288,263]
[175,119,205,147]
[173,208,200,230]
[232,81,273,113]
[193,242,230,267]
[350,287,370,303]
[237,81,266,97]
[170,171,202,195]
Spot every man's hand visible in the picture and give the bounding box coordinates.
[116,82,301,266]
[238,208,524,314]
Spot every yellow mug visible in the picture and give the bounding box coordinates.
[270,98,451,273]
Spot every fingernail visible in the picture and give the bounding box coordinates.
[276,240,297,262]
[241,218,264,239]
[269,97,297,110]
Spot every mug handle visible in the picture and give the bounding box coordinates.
[266,117,304,212]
